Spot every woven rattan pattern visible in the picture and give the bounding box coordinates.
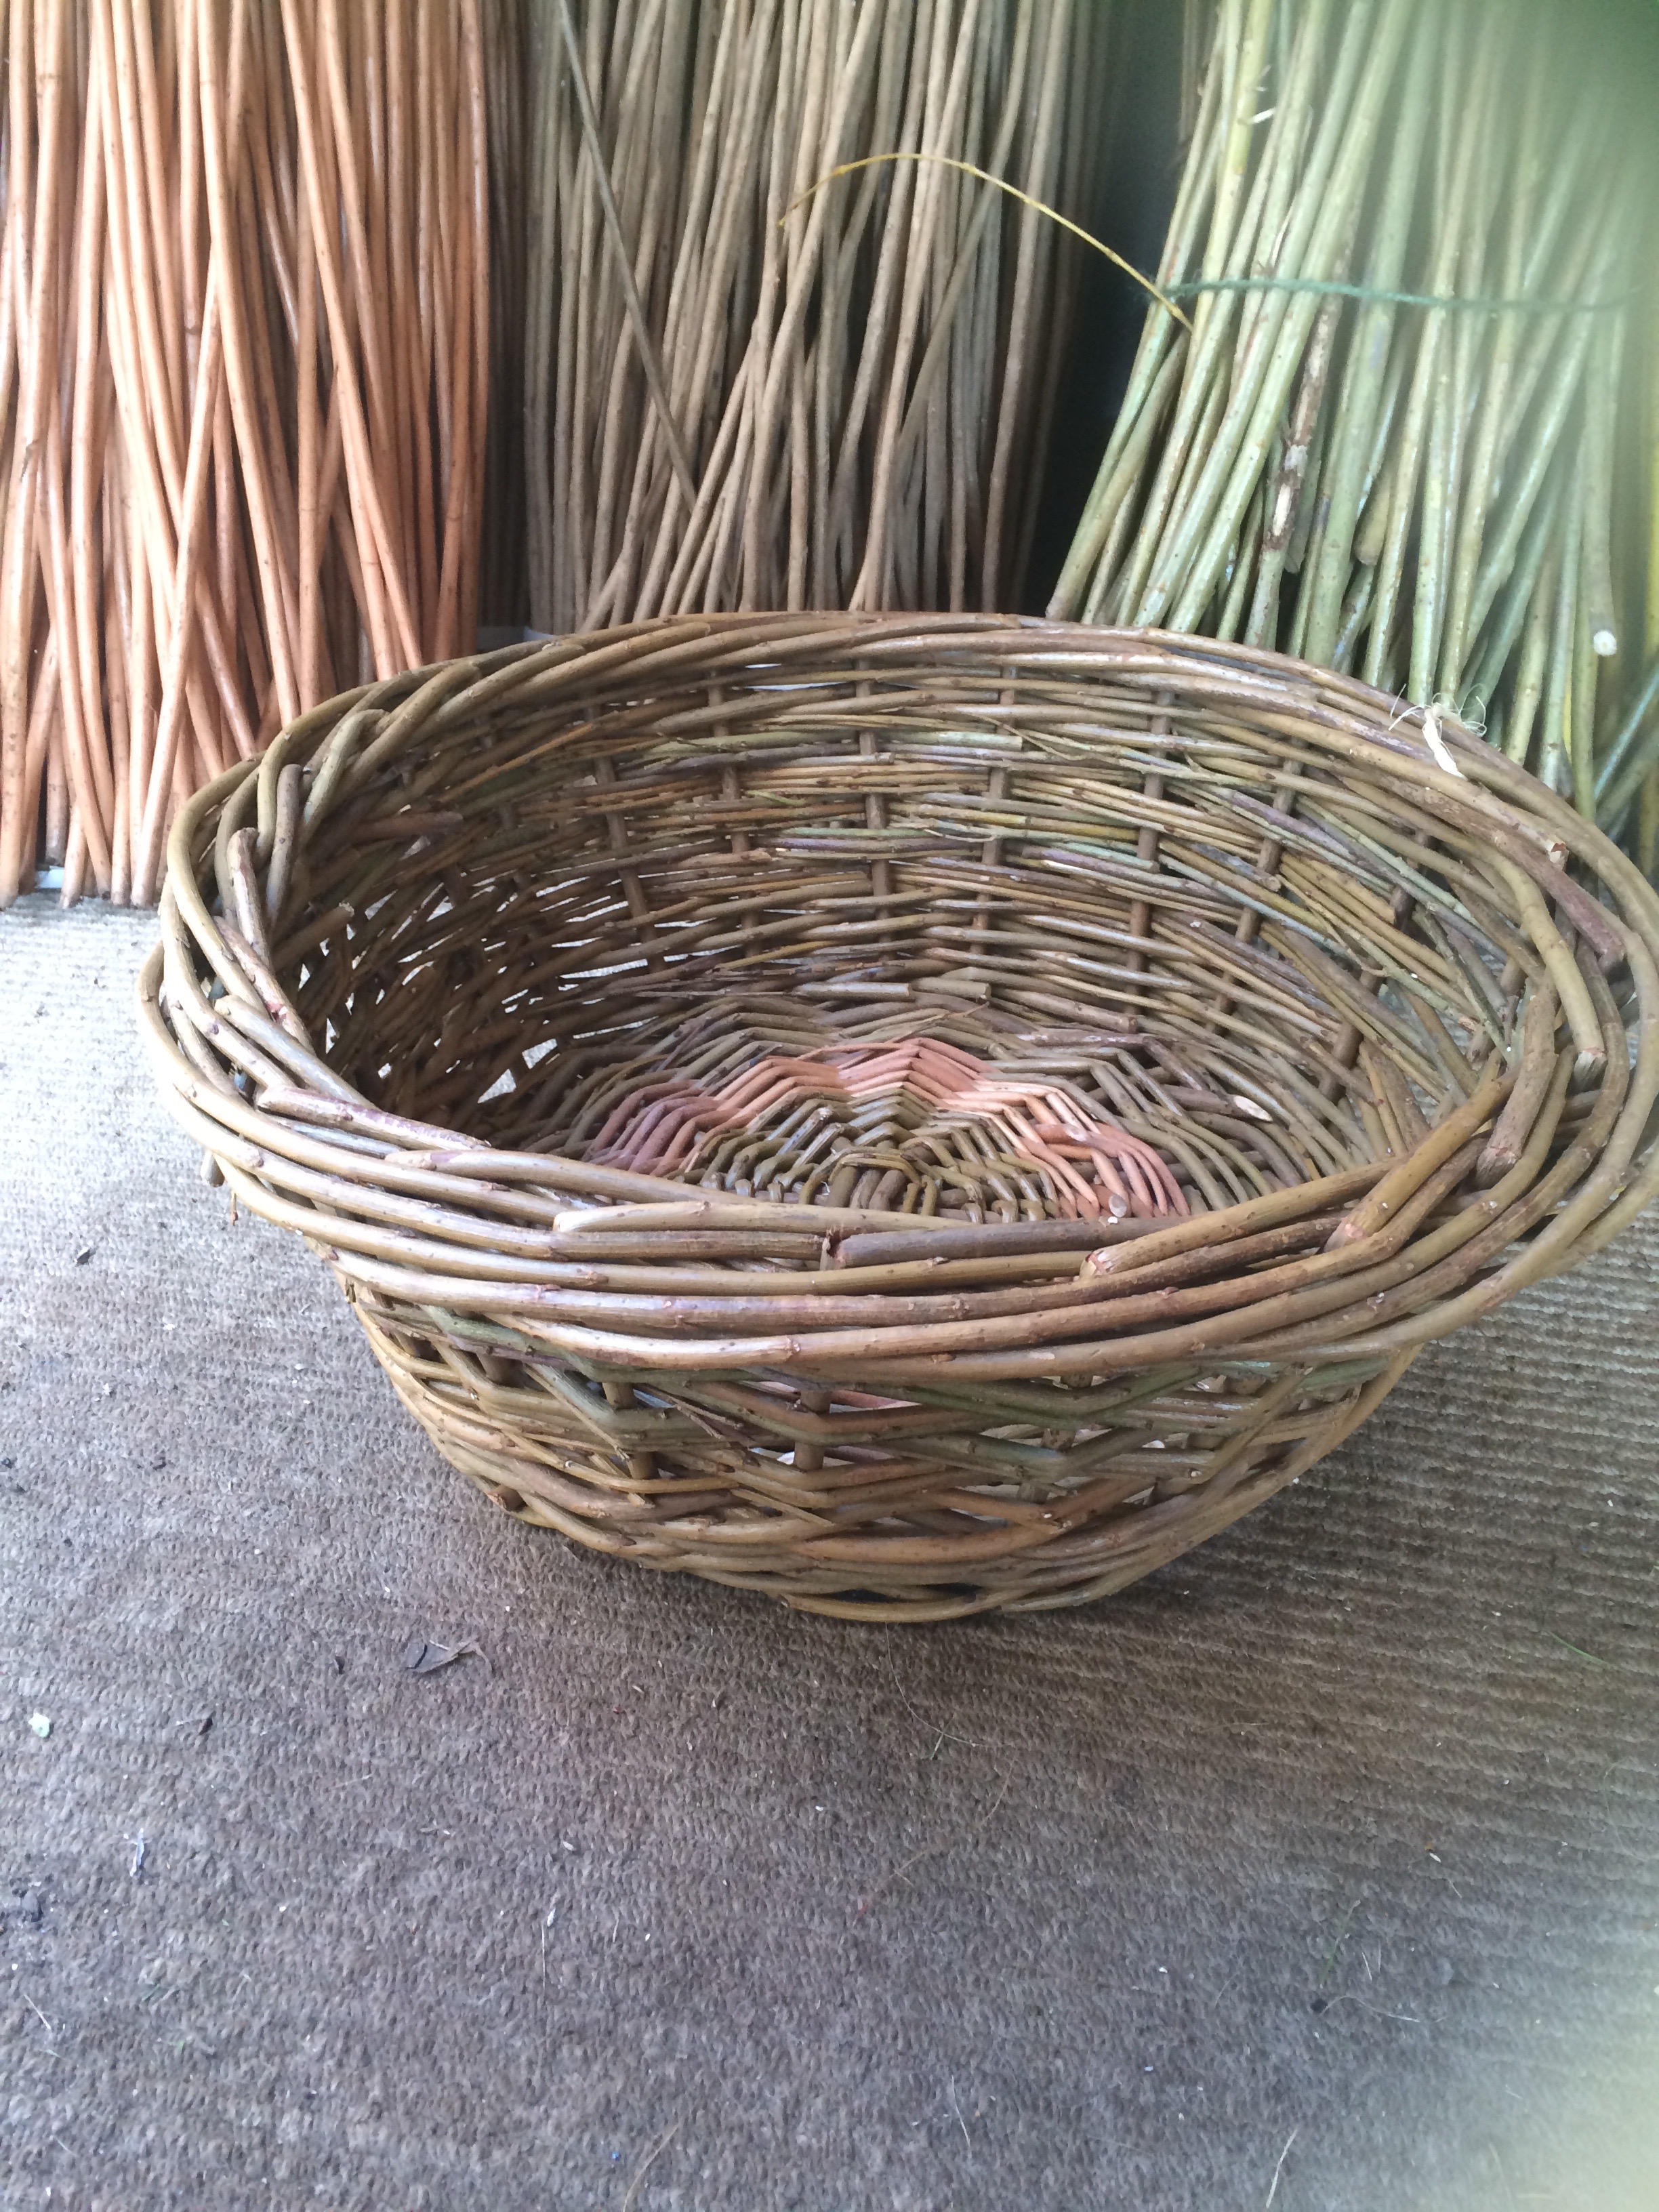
[143,617,1659,1619]
[569,1029,1191,1218]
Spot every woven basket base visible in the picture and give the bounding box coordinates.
[504,996,1196,1223]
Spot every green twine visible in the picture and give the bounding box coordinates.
[1167,274,1631,314]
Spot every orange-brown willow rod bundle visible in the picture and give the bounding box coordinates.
[523,0,1113,634]
[0,0,493,909]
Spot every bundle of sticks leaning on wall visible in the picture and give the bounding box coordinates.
[1053,0,1659,863]
[0,0,496,909]
[0,0,1112,908]
[5,0,1657,909]
[518,0,1112,633]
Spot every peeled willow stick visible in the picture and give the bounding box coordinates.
[1052,0,1652,854]
[0,0,500,909]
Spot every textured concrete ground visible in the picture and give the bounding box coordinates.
[3,896,1657,2211]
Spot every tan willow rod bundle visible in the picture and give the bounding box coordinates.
[522,0,1112,632]
[1051,0,1653,846]
[0,0,497,910]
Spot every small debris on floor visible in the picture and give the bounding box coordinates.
[401,1636,483,1677]
[28,1713,50,1738]
[73,1246,94,1265]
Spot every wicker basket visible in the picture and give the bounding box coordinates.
[142,617,1659,1620]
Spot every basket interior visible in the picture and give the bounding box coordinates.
[289,641,1515,1221]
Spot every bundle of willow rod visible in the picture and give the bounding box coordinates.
[1051,0,1652,844]
[523,0,1110,633]
[0,0,496,911]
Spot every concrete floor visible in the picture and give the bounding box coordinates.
[3,895,1658,2211]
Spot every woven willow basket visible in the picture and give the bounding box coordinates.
[142,617,1659,1620]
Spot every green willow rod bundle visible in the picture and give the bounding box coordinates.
[522,0,1113,632]
[1051,0,1653,850]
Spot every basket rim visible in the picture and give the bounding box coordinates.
[141,615,1659,1380]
